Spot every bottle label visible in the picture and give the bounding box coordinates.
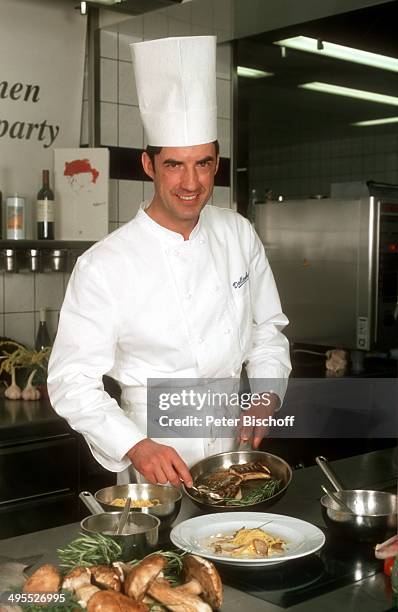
[37,200,55,223]
[7,209,24,230]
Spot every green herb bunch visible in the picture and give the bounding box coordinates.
[57,533,122,570]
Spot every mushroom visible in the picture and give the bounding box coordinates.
[113,561,132,582]
[62,567,92,592]
[142,594,166,611]
[181,555,223,609]
[23,564,61,593]
[76,584,102,608]
[253,539,269,556]
[124,554,166,601]
[90,565,121,591]
[148,578,211,612]
[87,590,149,611]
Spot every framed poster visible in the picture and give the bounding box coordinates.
[54,148,109,240]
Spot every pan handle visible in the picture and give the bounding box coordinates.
[315,456,345,491]
[79,490,104,515]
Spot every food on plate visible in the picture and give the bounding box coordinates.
[23,535,224,611]
[23,563,61,593]
[206,526,286,558]
[109,497,160,508]
[193,461,280,506]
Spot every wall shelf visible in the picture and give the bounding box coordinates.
[0,240,94,249]
[0,240,95,273]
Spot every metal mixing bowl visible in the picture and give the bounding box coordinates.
[95,484,182,530]
[80,511,160,561]
[184,450,292,512]
[320,489,397,542]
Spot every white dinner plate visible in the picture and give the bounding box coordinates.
[170,512,325,567]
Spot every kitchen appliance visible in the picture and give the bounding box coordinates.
[255,181,398,352]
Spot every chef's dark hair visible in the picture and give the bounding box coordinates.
[146,140,219,169]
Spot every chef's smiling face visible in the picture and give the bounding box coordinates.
[142,142,219,238]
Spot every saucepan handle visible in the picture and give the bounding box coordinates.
[79,490,104,515]
[315,455,345,492]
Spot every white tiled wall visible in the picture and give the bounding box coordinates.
[0,271,70,348]
[3,2,233,348]
[250,130,398,200]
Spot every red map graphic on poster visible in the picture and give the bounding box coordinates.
[64,159,99,184]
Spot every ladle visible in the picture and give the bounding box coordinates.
[115,497,131,535]
[321,485,356,515]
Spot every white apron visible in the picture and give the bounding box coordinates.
[116,384,239,484]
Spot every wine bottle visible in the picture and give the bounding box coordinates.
[35,307,52,351]
[37,169,54,240]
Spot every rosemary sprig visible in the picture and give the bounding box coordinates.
[57,533,122,571]
[224,479,281,506]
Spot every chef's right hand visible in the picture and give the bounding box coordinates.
[127,439,193,488]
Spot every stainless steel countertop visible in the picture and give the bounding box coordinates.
[0,396,70,444]
[0,447,396,611]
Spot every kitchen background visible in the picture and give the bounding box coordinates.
[0,0,396,354]
[238,2,398,201]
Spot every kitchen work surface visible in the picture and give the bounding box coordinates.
[0,448,396,612]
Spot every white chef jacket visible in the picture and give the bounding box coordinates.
[47,203,291,473]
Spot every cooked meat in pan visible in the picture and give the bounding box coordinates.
[229,461,271,481]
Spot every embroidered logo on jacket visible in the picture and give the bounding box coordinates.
[232,272,249,289]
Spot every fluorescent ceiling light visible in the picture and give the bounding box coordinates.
[352,116,398,126]
[237,66,273,78]
[299,82,398,106]
[274,36,398,73]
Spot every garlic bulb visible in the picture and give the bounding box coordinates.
[5,366,22,400]
[22,369,41,401]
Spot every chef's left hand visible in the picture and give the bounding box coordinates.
[237,392,280,449]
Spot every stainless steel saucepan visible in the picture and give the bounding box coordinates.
[79,491,160,561]
[317,456,397,542]
[94,484,182,531]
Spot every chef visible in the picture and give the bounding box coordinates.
[47,36,291,487]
